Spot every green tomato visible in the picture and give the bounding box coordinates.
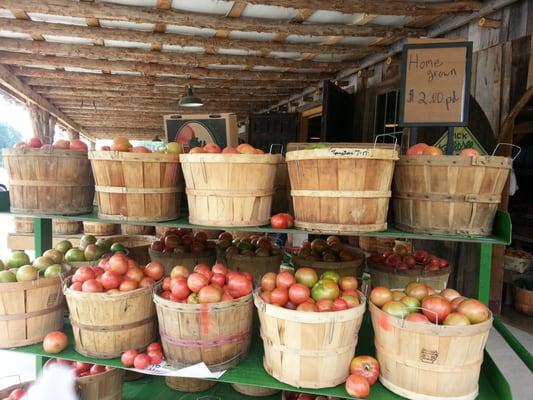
[320,271,340,284]
[311,279,340,301]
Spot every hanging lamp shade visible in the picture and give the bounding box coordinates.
[179,86,204,107]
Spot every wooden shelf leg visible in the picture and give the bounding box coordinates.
[478,243,493,305]
[33,217,52,257]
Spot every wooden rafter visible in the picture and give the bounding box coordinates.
[0,38,353,72]
[242,1,481,15]
[13,67,306,88]
[0,18,381,57]
[0,52,331,81]
[0,65,86,136]
[44,94,274,104]
[0,0,425,37]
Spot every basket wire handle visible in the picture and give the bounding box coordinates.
[269,144,284,155]
[374,133,399,149]
[491,143,521,160]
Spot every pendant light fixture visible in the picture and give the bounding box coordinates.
[179,85,204,107]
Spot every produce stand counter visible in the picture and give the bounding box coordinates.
[0,191,523,399]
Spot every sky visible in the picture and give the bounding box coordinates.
[0,95,33,139]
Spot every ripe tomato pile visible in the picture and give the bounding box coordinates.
[406,143,480,157]
[68,255,164,293]
[158,263,253,304]
[345,355,380,398]
[259,268,361,312]
[2,387,26,400]
[189,143,264,154]
[46,358,115,378]
[121,342,164,370]
[370,282,491,325]
[369,246,449,271]
[14,137,88,152]
[150,228,215,255]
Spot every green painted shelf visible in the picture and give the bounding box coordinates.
[9,315,511,400]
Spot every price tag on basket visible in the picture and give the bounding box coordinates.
[126,361,225,379]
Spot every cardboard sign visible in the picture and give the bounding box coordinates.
[399,42,473,126]
[434,127,487,155]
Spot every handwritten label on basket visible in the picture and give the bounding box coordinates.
[126,361,225,379]
[47,293,58,308]
[420,349,439,364]
[329,148,371,158]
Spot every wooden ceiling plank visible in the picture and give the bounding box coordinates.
[0,51,331,81]
[0,64,86,135]
[0,0,426,37]
[0,18,381,57]
[0,37,354,71]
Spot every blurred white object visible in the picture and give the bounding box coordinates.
[25,363,78,400]
[509,169,518,196]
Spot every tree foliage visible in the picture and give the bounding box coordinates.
[0,122,23,167]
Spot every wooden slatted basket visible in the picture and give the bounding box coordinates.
[292,247,365,279]
[0,381,33,398]
[514,286,533,316]
[368,260,450,290]
[369,299,493,400]
[286,143,399,233]
[226,253,283,284]
[153,286,253,371]
[0,264,71,348]
[53,219,82,235]
[231,384,279,397]
[254,289,366,388]
[64,277,157,358]
[393,155,512,236]
[14,216,34,233]
[89,151,183,222]
[165,377,216,392]
[121,224,154,235]
[83,221,117,236]
[180,153,281,227]
[3,148,94,215]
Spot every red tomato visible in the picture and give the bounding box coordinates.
[107,254,129,275]
[260,272,277,292]
[159,290,172,300]
[125,267,145,283]
[146,342,162,353]
[211,263,228,275]
[74,362,92,373]
[198,284,223,303]
[316,299,333,312]
[227,275,252,298]
[405,313,430,323]
[139,277,155,288]
[270,213,294,229]
[456,299,490,324]
[296,302,318,312]
[331,298,348,311]
[69,281,82,291]
[288,283,310,305]
[82,279,104,293]
[187,272,209,293]
[133,354,151,369]
[350,355,380,385]
[242,271,253,282]
[270,287,289,306]
[210,273,226,287]
[92,267,105,278]
[341,294,359,308]
[121,349,138,367]
[147,350,163,365]
[276,271,296,289]
[119,279,139,292]
[162,277,171,291]
[345,374,370,398]
[193,264,213,280]
[170,278,191,300]
[100,271,122,290]
[260,290,271,304]
[9,388,26,399]
[370,286,393,307]
[126,258,139,269]
[89,364,106,375]
[221,292,234,302]
[144,262,164,281]
[294,268,318,288]
[72,266,95,283]
[422,295,452,324]
[450,296,467,311]
[339,276,358,291]
[225,270,240,281]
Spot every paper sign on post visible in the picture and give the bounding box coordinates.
[125,361,226,379]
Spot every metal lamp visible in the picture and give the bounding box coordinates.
[179,85,204,107]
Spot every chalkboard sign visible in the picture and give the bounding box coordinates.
[399,41,473,127]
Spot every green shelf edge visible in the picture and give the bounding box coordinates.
[7,315,510,400]
[0,192,511,245]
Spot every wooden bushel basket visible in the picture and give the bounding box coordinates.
[180,153,281,227]
[64,277,157,358]
[89,151,183,222]
[83,221,117,236]
[107,234,154,265]
[0,381,33,398]
[369,300,493,400]
[0,264,71,349]
[3,148,94,215]
[153,287,253,371]
[393,155,512,236]
[149,248,217,274]
[121,224,154,235]
[254,289,366,388]
[514,286,533,316]
[226,253,282,284]
[286,143,399,233]
[368,261,450,290]
[231,383,279,397]
[165,377,216,392]
[14,216,34,233]
[53,219,82,235]
[292,248,365,279]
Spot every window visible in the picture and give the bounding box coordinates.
[374,90,401,139]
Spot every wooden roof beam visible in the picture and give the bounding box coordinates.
[0,0,425,37]
[0,37,352,72]
[0,18,377,58]
[44,94,275,104]
[0,52,330,81]
[0,65,87,137]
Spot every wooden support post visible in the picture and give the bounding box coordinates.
[27,102,56,144]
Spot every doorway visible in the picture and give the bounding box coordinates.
[298,106,322,142]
